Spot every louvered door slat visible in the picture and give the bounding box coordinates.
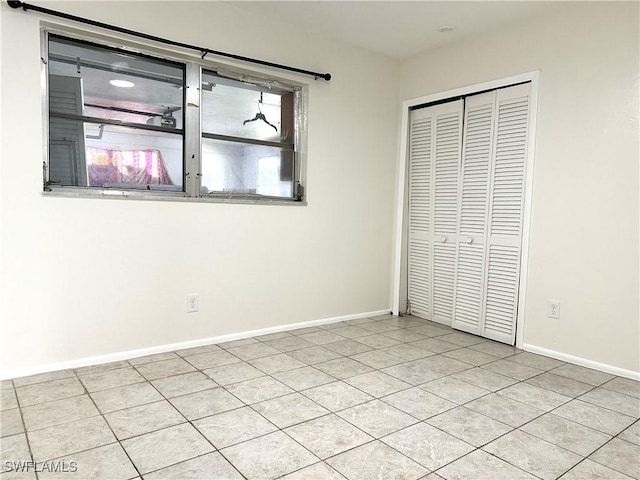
[452,91,495,335]
[431,101,463,325]
[484,245,520,336]
[408,110,433,319]
[483,83,531,344]
[408,239,430,317]
[433,242,456,322]
[452,243,485,329]
[408,100,462,324]
[434,107,462,236]
[409,116,432,236]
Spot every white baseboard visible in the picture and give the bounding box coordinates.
[523,343,640,381]
[0,309,391,381]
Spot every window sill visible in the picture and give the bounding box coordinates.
[41,188,307,206]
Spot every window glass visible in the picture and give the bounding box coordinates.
[85,124,182,190]
[202,71,294,144]
[201,138,293,198]
[45,33,304,202]
[48,121,183,190]
[48,36,184,128]
[201,71,297,199]
[47,35,185,190]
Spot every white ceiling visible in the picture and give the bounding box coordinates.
[230,1,569,60]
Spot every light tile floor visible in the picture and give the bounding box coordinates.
[1,314,639,480]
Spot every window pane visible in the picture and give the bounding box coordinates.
[201,138,293,198]
[48,36,184,129]
[201,71,294,144]
[49,120,183,191]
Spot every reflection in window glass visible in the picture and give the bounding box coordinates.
[44,33,304,201]
[84,124,182,190]
[87,148,173,188]
[201,139,293,198]
[48,36,184,128]
[201,71,294,144]
[47,35,185,191]
[48,121,182,190]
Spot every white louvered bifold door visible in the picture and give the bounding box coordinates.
[452,91,496,335]
[482,83,531,344]
[407,107,433,319]
[431,101,464,324]
[407,100,463,323]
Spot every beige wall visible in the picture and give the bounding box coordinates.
[0,2,400,376]
[399,2,639,372]
[1,1,638,378]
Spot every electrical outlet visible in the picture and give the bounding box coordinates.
[187,294,199,313]
[547,300,560,319]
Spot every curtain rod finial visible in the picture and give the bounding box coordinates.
[7,1,24,9]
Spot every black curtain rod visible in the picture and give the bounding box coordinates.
[7,0,332,82]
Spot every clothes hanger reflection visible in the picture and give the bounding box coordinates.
[242,92,278,132]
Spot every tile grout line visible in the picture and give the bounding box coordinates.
[430,406,557,479]
[10,378,41,480]
[4,316,638,480]
[288,321,635,479]
[2,325,530,474]
[452,375,619,478]
[276,334,486,477]
[196,366,328,478]
[300,340,631,480]
[129,360,246,478]
[14,370,137,478]
[322,356,531,479]
[412,389,564,479]
[73,367,144,480]
[577,435,638,479]
[170,320,433,477]
[90,366,631,480]
[136,341,339,479]
[123,362,253,480]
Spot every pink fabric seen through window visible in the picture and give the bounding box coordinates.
[87,148,174,187]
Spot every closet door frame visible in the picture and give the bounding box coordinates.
[392,71,540,349]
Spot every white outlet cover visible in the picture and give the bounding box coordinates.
[547,300,560,319]
[187,294,199,313]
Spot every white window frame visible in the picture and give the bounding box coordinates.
[41,25,308,205]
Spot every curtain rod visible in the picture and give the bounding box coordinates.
[7,0,332,82]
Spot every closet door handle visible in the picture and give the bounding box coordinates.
[440,236,447,243]
[467,237,473,244]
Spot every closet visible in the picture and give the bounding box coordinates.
[407,83,531,345]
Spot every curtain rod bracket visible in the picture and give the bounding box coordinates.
[6,0,332,82]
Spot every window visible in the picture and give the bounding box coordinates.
[45,33,305,202]
[47,35,185,192]
[200,71,296,198]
